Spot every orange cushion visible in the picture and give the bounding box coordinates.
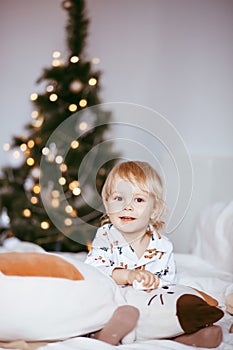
[0,252,84,280]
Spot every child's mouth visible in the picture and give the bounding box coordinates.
[119,216,135,222]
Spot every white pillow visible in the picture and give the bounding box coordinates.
[192,201,233,274]
[0,257,125,341]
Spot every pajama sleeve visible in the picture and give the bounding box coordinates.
[85,246,116,276]
[158,250,177,287]
[85,226,117,276]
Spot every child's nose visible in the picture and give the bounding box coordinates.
[124,200,133,210]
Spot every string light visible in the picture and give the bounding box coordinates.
[70,209,77,217]
[58,177,66,186]
[55,155,63,164]
[60,163,68,172]
[27,139,35,148]
[68,104,78,112]
[79,121,88,131]
[13,150,21,159]
[41,221,50,230]
[69,180,79,190]
[3,143,10,151]
[30,196,38,204]
[52,190,60,198]
[65,205,73,214]
[42,147,50,155]
[70,56,79,63]
[49,93,58,102]
[79,99,87,107]
[70,140,79,149]
[30,93,38,101]
[51,198,60,208]
[52,59,64,67]
[52,51,61,58]
[31,167,40,178]
[64,218,72,226]
[72,187,81,196]
[22,209,31,218]
[27,157,35,166]
[46,84,55,93]
[31,110,39,118]
[33,184,41,194]
[92,57,100,64]
[88,77,97,86]
[32,116,44,128]
[20,143,27,152]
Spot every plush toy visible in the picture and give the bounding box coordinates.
[122,284,223,342]
[0,252,224,346]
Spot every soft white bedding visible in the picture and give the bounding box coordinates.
[0,238,232,350]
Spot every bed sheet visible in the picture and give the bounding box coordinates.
[0,239,232,350]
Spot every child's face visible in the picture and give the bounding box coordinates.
[104,176,156,239]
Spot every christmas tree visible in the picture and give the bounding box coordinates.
[0,0,117,252]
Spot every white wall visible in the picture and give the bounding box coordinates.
[0,0,233,252]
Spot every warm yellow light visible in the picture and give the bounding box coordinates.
[79,121,88,131]
[73,187,81,196]
[13,150,21,159]
[60,163,68,172]
[41,221,50,230]
[32,116,44,128]
[64,218,72,226]
[3,143,10,151]
[22,208,31,218]
[69,180,79,190]
[27,139,35,148]
[52,190,60,198]
[20,143,27,152]
[35,137,42,144]
[65,205,73,214]
[70,209,77,217]
[68,104,78,112]
[46,84,55,93]
[42,147,50,155]
[88,77,97,86]
[49,93,58,102]
[52,51,61,58]
[30,93,38,101]
[51,198,60,208]
[31,110,39,118]
[79,99,87,107]
[92,57,100,64]
[70,140,79,149]
[58,177,66,186]
[33,184,41,194]
[31,196,38,204]
[70,56,79,63]
[52,59,61,67]
[27,157,35,166]
[55,155,63,164]
[31,167,40,178]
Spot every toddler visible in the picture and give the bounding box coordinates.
[85,160,175,289]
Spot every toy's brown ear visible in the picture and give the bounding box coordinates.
[0,252,84,280]
[177,294,224,334]
[192,288,218,306]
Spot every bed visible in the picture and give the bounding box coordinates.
[0,226,232,350]
[0,155,233,349]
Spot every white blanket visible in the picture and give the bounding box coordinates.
[0,238,232,350]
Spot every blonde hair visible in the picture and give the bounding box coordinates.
[101,161,167,231]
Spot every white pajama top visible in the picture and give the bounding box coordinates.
[85,224,176,287]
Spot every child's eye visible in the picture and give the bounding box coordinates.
[114,196,123,201]
[135,197,145,203]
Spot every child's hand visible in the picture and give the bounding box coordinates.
[127,270,159,289]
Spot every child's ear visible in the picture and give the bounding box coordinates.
[150,207,158,221]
